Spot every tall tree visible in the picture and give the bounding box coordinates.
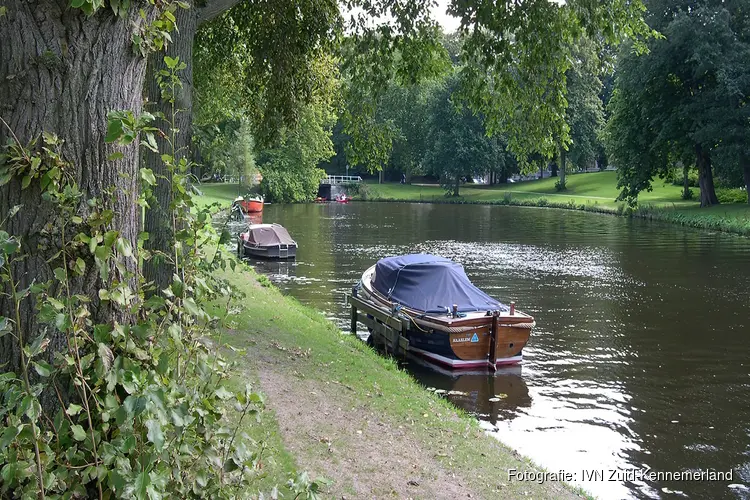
[606,1,749,207]
[558,38,606,188]
[0,1,178,372]
[425,76,513,196]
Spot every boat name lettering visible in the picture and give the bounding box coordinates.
[452,333,479,344]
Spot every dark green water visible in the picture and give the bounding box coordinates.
[233,202,750,499]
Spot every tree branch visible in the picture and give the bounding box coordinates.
[197,0,243,25]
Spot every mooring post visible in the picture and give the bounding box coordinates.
[350,286,358,334]
[489,310,499,371]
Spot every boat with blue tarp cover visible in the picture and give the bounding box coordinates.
[352,254,535,370]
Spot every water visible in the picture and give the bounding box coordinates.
[230,201,750,499]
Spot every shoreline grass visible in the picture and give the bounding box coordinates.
[213,263,588,498]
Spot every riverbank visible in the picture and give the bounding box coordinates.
[213,262,587,498]
[198,172,750,237]
[359,172,750,237]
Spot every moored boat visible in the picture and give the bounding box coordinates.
[233,195,264,214]
[237,223,297,259]
[348,254,534,370]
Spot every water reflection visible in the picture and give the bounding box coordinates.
[409,360,532,425]
[229,201,750,500]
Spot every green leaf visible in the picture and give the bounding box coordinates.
[48,297,65,311]
[66,403,83,416]
[115,237,133,258]
[164,56,178,69]
[214,386,233,400]
[107,151,124,161]
[33,361,52,377]
[71,424,87,441]
[182,298,201,317]
[53,267,67,282]
[105,116,124,143]
[75,257,86,275]
[140,168,157,186]
[145,419,164,451]
[133,470,151,500]
[0,426,19,451]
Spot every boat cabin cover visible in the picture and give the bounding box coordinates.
[371,254,507,314]
[244,224,296,246]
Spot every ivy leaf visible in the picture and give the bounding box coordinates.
[75,257,86,275]
[214,386,233,400]
[66,404,83,416]
[71,424,87,441]
[105,116,124,143]
[140,168,157,186]
[0,426,19,451]
[164,56,178,69]
[115,237,133,258]
[107,151,124,161]
[145,419,164,451]
[182,298,201,317]
[33,361,52,377]
[133,470,151,500]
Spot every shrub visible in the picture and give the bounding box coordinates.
[554,179,567,191]
[681,187,694,200]
[716,188,748,204]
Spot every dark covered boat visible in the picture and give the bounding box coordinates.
[349,254,534,370]
[237,224,297,259]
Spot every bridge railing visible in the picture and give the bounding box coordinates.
[321,175,363,185]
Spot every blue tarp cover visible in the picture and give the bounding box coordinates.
[372,254,507,314]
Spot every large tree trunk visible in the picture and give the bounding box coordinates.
[0,2,145,377]
[143,2,196,294]
[559,147,567,188]
[681,163,690,200]
[695,143,719,207]
[741,152,750,205]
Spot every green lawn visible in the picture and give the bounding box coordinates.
[194,182,243,208]
[365,171,692,209]
[361,171,750,235]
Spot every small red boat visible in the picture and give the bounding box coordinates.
[233,195,264,213]
[335,194,350,203]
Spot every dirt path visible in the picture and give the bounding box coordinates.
[258,363,483,499]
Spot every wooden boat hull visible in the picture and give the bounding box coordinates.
[354,265,533,370]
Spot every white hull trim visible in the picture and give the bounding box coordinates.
[408,346,522,369]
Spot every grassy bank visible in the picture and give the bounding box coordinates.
[359,172,750,236]
[213,263,586,498]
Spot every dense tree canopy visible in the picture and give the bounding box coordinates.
[605,0,750,206]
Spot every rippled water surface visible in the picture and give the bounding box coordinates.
[231,202,750,499]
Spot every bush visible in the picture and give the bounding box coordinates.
[342,181,371,200]
[681,187,694,200]
[554,179,567,191]
[716,188,748,204]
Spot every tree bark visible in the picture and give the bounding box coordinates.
[559,147,567,187]
[0,2,146,376]
[741,152,750,205]
[682,162,690,200]
[143,2,196,294]
[454,174,460,196]
[695,143,719,207]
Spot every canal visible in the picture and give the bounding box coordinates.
[235,201,750,499]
